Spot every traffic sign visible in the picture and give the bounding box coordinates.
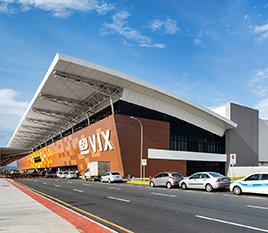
[142,159,147,166]
[230,153,236,165]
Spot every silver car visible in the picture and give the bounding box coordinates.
[101,172,123,183]
[150,172,183,189]
[179,172,230,192]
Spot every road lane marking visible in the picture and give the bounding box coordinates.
[73,189,84,193]
[108,187,121,190]
[67,181,73,183]
[247,205,268,210]
[151,192,176,198]
[82,183,91,186]
[196,215,268,232]
[43,182,47,185]
[54,185,61,188]
[108,196,130,203]
[247,196,265,200]
[11,180,133,233]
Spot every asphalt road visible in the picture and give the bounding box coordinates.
[13,178,268,233]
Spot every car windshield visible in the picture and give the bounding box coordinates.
[111,172,120,175]
[209,172,223,177]
[172,173,182,177]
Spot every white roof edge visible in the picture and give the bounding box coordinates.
[55,53,237,129]
[8,53,237,147]
[7,54,61,147]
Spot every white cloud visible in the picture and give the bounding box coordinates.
[244,14,250,21]
[253,23,268,43]
[148,17,180,35]
[0,0,114,17]
[0,89,29,146]
[193,25,207,47]
[249,68,268,97]
[255,97,268,119]
[102,10,165,48]
[0,89,28,117]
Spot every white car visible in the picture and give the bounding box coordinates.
[59,171,68,178]
[101,172,123,183]
[179,172,230,192]
[66,171,76,179]
[230,172,268,195]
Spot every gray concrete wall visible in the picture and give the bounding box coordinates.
[259,119,268,163]
[225,103,259,172]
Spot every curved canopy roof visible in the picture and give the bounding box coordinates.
[0,147,32,166]
[8,53,237,149]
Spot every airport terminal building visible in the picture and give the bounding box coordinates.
[8,54,266,177]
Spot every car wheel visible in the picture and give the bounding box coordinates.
[166,182,172,189]
[181,182,187,190]
[205,184,213,192]
[233,186,242,195]
[150,181,155,187]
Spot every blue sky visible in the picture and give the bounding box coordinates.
[1,0,268,149]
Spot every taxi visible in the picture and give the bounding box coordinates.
[230,172,268,195]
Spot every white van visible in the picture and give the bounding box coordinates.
[230,172,268,195]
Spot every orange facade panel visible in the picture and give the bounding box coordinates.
[17,114,186,177]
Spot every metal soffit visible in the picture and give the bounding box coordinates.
[0,147,33,166]
[8,68,123,149]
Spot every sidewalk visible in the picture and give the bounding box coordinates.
[0,178,115,233]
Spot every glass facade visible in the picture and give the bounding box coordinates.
[186,161,225,176]
[119,101,225,154]
[44,100,225,155]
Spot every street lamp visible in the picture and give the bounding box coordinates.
[130,116,143,180]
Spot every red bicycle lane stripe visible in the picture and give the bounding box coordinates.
[5,179,114,233]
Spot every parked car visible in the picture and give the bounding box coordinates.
[66,171,76,179]
[30,171,40,177]
[45,171,54,178]
[101,172,123,183]
[59,171,68,178]
[179,172,230,192]
[230,172,268,195]
[56,171,62,178]
[150,172,183,189]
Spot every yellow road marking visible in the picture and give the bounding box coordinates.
[13,180,134,233]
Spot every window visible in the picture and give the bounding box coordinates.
[155,173,163,178]
[190,174,200,179]
[34,157,41,163]
[209,172,222,178]
[261,174,268,180]
[200,174,209,179]
[119,100,225,154]
[245,174,260,181]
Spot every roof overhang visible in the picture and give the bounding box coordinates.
[0,147,33,166]
[8,53,237,149]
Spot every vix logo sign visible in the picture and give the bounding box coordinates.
[79,129,114,155]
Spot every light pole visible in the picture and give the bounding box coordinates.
[130,116,143,180]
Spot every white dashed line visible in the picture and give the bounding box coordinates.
[108,187,121,190]
[247,205,268,211]
[151,192,176,198]
[73,189,84,193]
[82,183,91,186]
[196,215,268,232]
[247,196,266,200]
[43,182,47,185]
[108,196,130,203]
[54,185,61,188]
